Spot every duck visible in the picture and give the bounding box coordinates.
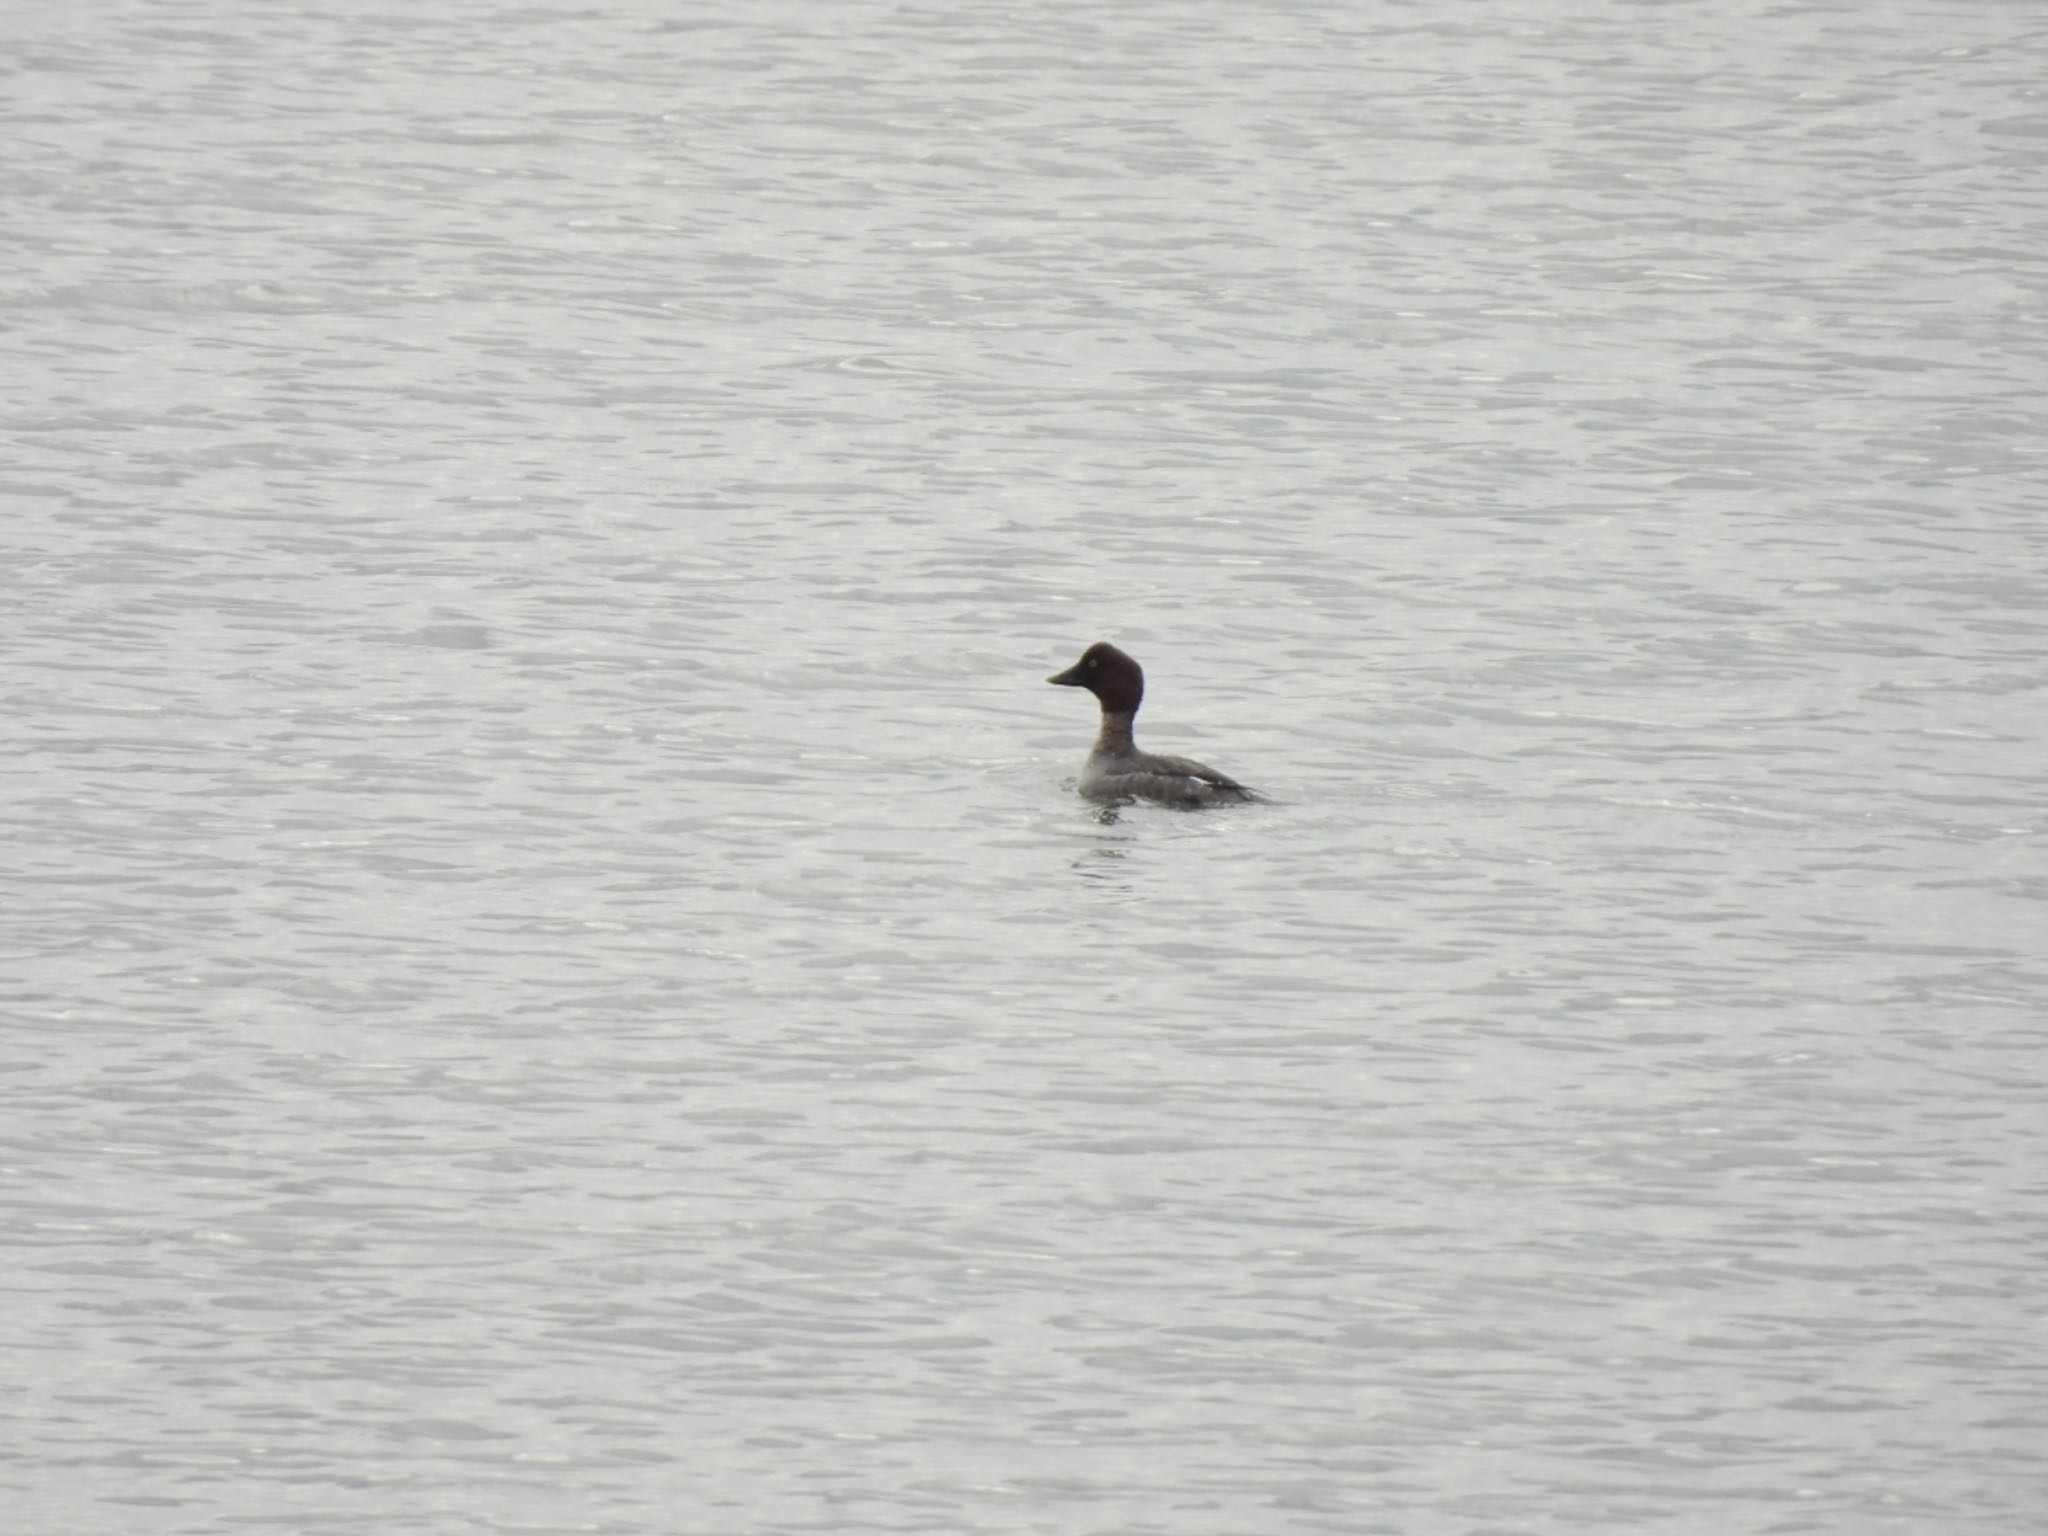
[1047,641,1261,807]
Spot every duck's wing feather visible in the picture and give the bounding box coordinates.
[1092,754,1262,806]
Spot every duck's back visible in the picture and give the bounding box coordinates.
[1080,748,1260,807]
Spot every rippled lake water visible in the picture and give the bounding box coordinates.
[6,2,2046,1532]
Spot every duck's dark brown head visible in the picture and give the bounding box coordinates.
[1048,641,1145,715]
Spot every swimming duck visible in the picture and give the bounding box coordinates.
[1047,641,1261,807]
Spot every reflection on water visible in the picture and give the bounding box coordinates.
[1070,840,1135,885]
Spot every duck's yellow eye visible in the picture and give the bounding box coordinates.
[1088,659,1098,668]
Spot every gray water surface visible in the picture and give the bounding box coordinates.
[5,2,2046,1533]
